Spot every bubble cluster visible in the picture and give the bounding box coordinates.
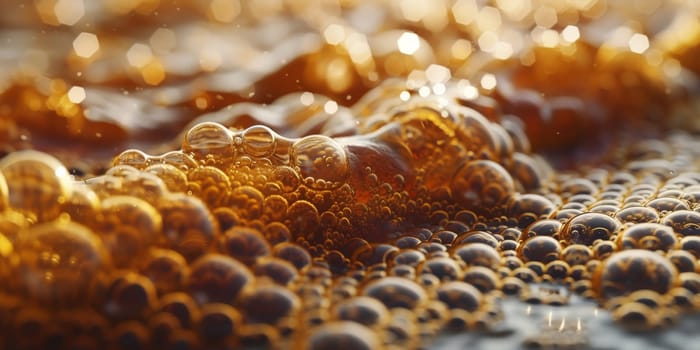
[3,0,700,349]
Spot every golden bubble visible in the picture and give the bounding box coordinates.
[291,135,349,189]
[157,193,219,262]
[0,150,73,222]
[15,220,107,306]
[100,195,162,267]
[593,249,678,299]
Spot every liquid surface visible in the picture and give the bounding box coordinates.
[2,1,700,349]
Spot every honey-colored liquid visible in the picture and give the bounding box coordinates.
[2,1,700,349]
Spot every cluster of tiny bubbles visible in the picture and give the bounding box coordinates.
[4,113,700,348]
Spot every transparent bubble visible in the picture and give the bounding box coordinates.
[239,283,300,324]
[303,321,380,350]
[100,195,162,267]
[182,122,234,160]
[451,160,515,214]
[113,149,151,169]
[436,281,483,311]
[15,220,108,306]
[333,296,389,327]
[0,150,73,222]
[560,212,622,246]
[291,135,348,189]
[188,253,254,305]
[187,166,231,207]
[157,151,198,170]
[145,163,189,193]
[362,276,426,309]
[61,182,101,225]
[593,249,678,299]
[242,125,277,158]
[617,223,678,252]
[157,193,219,262]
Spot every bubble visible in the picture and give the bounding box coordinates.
[263,222,292,245]
[661,210,700,237]
[100,271,158,321]
[238,324,280,349]
[436,281,483,311]
[272,166,301,192]
[145,163,189,193]
[15,220,107,306]
[615,206,660,224]
[262,195,288,222]
[462,266,500,293]
[253,257,298,286]
[453,230,499,248]
[187,166,231,207]
[156,292,200,328]
[291,135,348,189]
[646,197,689,215]
[157,151,198,170]
[611,302,658,330]
[560,213,622,246]
[391,249,426,268]
[167,329,200,349]
[501,276,527,296]
[197,303,241,342]
[417,256,462,281]
[451,242,500,270]
[617,223,678,252]
[362,276,426,309]
[517,236,561,263]
[157,193,219,262]
[678,272,700,294]
[666,250,696,273]
[545,260,570,280]
[61,183,101,225]
[302,321,380,350]
[229,186,264,220]
[148,312,181,346]
[431,230,458,244]
[273,242,311,270]
[107,167,168,205]
[507,194,556,228]
[451,160,515,214]
[241,125,278,158]
[187,253,254,305]
[286,200,320,240]
[240,283,300,324]
[519,219,562,240]
[113,149,150,169]
[140,248,189,295]
[100,195,162,267]
[9,307,52,349]
[182,122,233,160]
[680,236,700,257]
[219,226,271,266]
[0,150,73,222]
[592,249,678,299]
[352,243,399,266]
